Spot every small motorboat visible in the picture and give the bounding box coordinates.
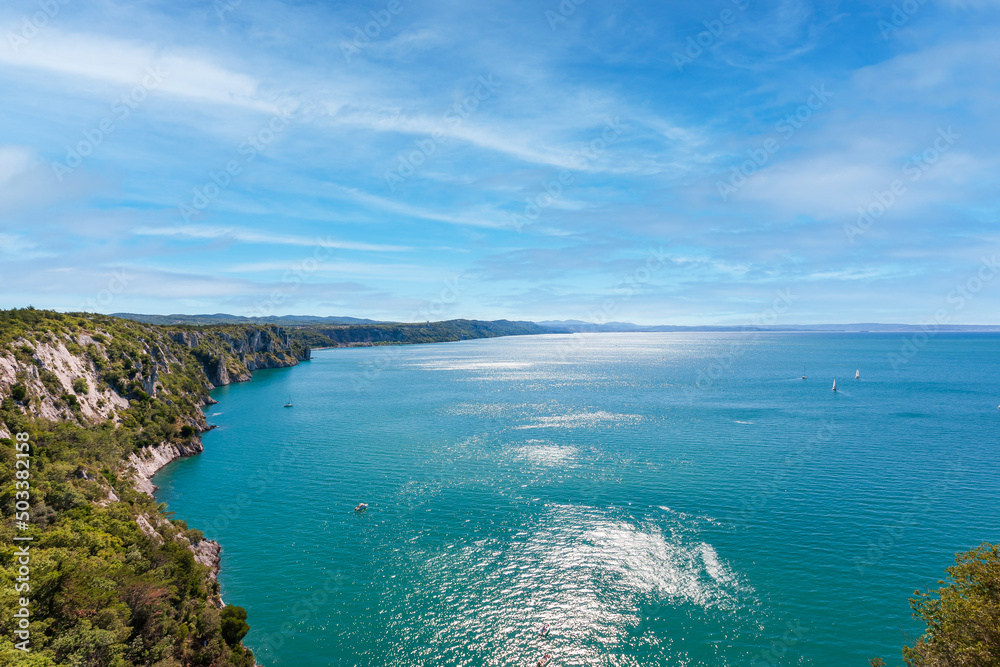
[354,503,368,512]
[535,655,551,667]
[538,623,550,637]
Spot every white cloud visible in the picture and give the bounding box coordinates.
[0,28,274,112]
[0,146,33,184]
[132,225,411,252]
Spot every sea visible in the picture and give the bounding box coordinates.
[152,332,1000,666]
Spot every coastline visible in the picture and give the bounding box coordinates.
[127,363,295,636]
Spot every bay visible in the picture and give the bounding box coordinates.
[153,332,1000,666]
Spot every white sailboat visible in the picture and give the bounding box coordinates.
[832,379,837,392]
[855,369,860,380]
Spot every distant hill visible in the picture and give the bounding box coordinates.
[113,313,555,348]
[291,319,554,348]
[114,313,384,326]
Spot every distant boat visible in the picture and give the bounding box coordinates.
[354,503,368,512]
[538,623,550,637]
[832,379,837,392]
[536,655,552,667]
[855,369,860,380]
[284,396,293,408]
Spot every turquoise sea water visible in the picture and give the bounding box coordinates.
[153,333,1000,666]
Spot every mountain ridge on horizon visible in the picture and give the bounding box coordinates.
[109,313,1000,332]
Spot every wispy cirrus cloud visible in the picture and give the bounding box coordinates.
[131,225,411,252]
[2,0,999,322]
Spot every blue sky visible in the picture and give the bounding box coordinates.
[1,0,998,324]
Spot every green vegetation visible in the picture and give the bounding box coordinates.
[115,312,380,326]
[0,408,255,666]
[872,542,1000,667]
[289,318,551,348]
[0,308,277,665]
[0,308,552,665]
[219,606,250,647]
[112,311,554,349]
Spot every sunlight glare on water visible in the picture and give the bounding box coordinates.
[153,333,1000,666]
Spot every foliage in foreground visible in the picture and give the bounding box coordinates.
[0,411,255,665]
[871,542,1000,667]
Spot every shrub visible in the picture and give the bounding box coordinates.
[62,394,81,412]
[39,369,62,394]
[180,425,196,439]
[902,542,1000,666]
[11,384,27,401]
[72,378,89,394]
[220,606,250,647]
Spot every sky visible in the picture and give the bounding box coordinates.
[0,0,998,325]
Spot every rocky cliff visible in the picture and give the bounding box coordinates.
[0,321,309,498]
[168,325,310,386]
[0,316,310,574]
[0,309,271,665]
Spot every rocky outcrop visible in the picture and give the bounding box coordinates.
[0,337,130,423]
[169,326,309,388]
[128,440,205,495]
[190,538,222,580]
[137,510,224,599]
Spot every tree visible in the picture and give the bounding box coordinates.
[219,606,250,647]
[899,543,1000,666]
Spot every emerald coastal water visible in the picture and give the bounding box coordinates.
[153,333,1000,666]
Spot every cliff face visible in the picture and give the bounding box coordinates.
[168,325,310,386]
[0,322,309,424]
[0,316,311,557]
[0,310,267,665]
